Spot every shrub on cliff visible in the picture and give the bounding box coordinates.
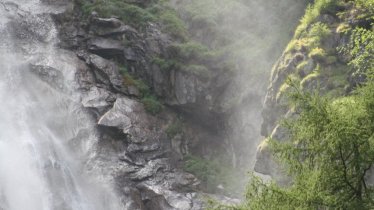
[141,95,163,115]
[77,0,187,39]
[78,0,154,26]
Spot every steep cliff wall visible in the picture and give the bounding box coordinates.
[255,0,374,182]
[49,0,308,208]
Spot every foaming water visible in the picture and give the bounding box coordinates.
[0,1,123,209]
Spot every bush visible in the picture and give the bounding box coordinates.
[80,0,155,27]
[166,119,184,138]
[119,66,162,115]
[119,66,150,97]
[158,10,188,40]
[180,64,210,78]
[168,41,209,61]
[300,70,321,89]
[78,0,187,39]
[308,47,327,60]
[152,57,179,72]
[336,23,351,33]
[295,0,339,37]
[308,22,331,41]
[141,95,163,115]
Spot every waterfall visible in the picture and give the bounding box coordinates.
[0,1,123,209]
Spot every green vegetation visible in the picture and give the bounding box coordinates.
[141,95,163,115]
[152,42,215,77]
[308,47,327,61]
[152,57,179,72]
[223,75,374,209]
[119,66,163,115]
[168,42,209,62]
[120,69,149,96]
[148,3,188,40]
[288,22,332,53]
[180,65,210,78]
[346,27,374,73]
[76,0,187,39]
[166,118,184,138]
[295,0,342,37]
[296,60,309,73]
[77,0,154,26]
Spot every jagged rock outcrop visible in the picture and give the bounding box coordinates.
[49,4,233,209]
[53,6,235,130]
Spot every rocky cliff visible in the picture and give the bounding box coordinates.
[40,0,308,208]
[255,0,374,183]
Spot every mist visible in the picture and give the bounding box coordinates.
[170,0,308,196]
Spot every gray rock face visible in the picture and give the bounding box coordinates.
[95,96,211,209]
[84,54,125,92]
[29,64,65,90]
[81,86,115,112]
[175,72,197,104]
[88,37,124,58]
[54,5,240,209]
[98,97,139,135]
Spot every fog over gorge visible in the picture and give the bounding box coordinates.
[0,0,373,209]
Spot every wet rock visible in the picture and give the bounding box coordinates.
[174,71,197,105]
[86,54,124,91]
[121,187,145,210]
[119,152,146,167]
[131,159,168,181]
[55,5,242,209]
[29,64,65,90]
[75,58,96,90]
[128,85,140,97]
[98,97,139,133]
[124,48,138,61]
[88,37,124,58]
[81,86,115,112]
[91,17,122,28]
[138,184,189,210]
[167,171,200,191]
[10,13,56,43]
[98,97,163,144]
[127,143,160,153]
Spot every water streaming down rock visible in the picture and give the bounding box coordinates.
[0,1,123,209]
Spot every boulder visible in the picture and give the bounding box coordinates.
[81,86,115,113]
[98,97,161,143]
[98,97,139,132]
[87,54,124,91]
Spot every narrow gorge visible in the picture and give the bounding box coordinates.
[0,0,373,209]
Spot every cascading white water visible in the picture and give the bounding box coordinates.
[0,1,123,209]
